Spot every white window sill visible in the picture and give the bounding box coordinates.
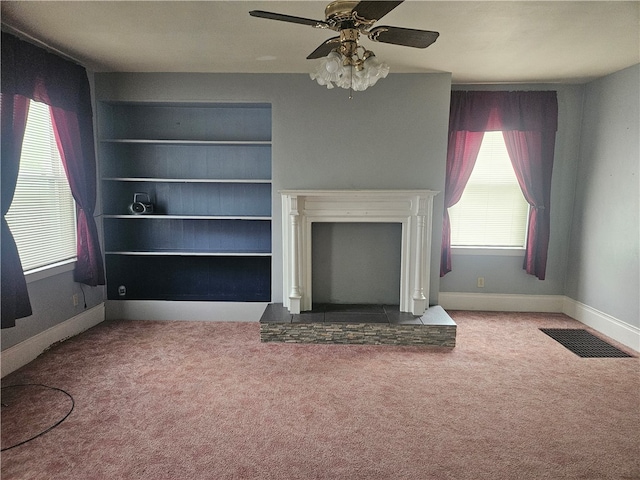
[451,247,525,257]
[25,259,76,284]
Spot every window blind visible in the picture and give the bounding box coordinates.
[448,131,529,247]
[6,100,77,272]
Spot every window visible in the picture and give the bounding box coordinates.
[5,100,77,272]
[448,131,529,248]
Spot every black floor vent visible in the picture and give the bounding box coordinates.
[540,328,633,358]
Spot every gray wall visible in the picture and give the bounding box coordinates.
[565,64,640,328]
[93,72,452,306]
[1,271,104,350]
[439,84,585,296]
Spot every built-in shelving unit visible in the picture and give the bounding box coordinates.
[99,102,272,302]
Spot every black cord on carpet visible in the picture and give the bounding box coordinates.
[1,384,75,451]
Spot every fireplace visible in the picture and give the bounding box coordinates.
[312,222,402,304]
[280,190,438,315]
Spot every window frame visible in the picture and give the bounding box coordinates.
[451,246,525,257]
[25,259,76,283]
[448,130,530,251]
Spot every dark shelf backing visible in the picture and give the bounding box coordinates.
[104,218,271,254]
[102,182,272,216]
[106,255,271,302]
[100,103,272,142]
[100,142,271,180]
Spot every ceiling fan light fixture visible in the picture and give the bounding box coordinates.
[325,51,343,73]
[310,51,342,88]
[362,53,390,83]
[310,49,389,92]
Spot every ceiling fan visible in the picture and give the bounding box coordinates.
[249,1,439,92]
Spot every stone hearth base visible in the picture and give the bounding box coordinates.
[260,304,456,347]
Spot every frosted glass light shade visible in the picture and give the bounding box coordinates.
[310,51,389,91]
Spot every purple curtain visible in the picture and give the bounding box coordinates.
[503,130,556,279]
[441,91,558,279]
[51,107,105,285]
[440,130,484,276]
[1,94,33,327]
[2,32,105,288]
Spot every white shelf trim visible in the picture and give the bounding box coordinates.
[103,215,271,220]
[102,177,271,184]
[100,139,271,145]
[105,251,271,257]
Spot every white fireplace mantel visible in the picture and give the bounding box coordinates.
[280,189,438,315]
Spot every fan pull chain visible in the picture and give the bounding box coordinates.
[349,64,354,99]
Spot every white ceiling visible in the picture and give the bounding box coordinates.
[2,1,639,84]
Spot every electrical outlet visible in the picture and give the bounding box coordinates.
[477,277,485,288]
[118,285,126,296]
[72,294,79,306]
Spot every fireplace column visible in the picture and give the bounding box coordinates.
[288,196,302,314]
[411,214,428,315]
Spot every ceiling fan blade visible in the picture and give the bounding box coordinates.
[307,37,341,59]
[368,26,439,48]
[352,1,404,21]
[249,10,328,28]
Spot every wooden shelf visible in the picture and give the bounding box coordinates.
[103,177,271,184]
[103,214,271,220]
[101,139,271,145]
[99,101,272,302]
[106,251,272,256]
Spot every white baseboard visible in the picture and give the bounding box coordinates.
[438,292,639,353]
[438,292,565,313]
[2,304,105,378]
[105,300,269,322]
[562,297,639,353]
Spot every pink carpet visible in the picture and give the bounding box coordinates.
[2,311,638,479]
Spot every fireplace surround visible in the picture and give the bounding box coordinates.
[280,190,438,315]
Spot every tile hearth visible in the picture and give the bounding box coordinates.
[260,304,456,347]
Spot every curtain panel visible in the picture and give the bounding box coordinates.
[1,32,105,290]
[440,130,484,276]
[1,94,33,328]
[441,90,558,280]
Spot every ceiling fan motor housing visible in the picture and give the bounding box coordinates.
[339,29,359,57]
[325,1,360,23]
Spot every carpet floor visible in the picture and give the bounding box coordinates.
[1,311,638,479]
